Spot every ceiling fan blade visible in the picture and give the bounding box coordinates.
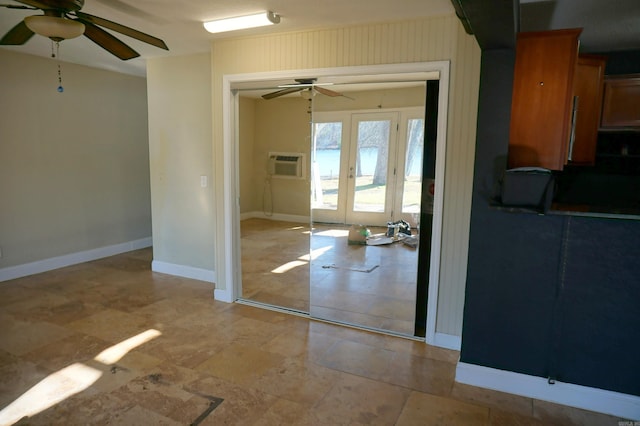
[9,0,52,8]
[81,21,139,60]
[314,86,343,97]
[262,87,305,100]
[315,86,354,100]
[0,4,36,9]
[0,20,35,45]
[74,11,168,50]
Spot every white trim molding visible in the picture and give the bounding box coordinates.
[239,211,310,223]
[213,288,234,303]
[222,62,450,348]
[151,260,216,284]
[434,332,461,351]
[456,362,640,420]
[0,238,152,282]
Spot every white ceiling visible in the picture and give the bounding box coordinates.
[519,0,640,53]
[0,0,454,77]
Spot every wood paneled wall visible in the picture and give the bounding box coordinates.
[211,15,480,338]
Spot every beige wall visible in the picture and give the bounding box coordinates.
[250,97,311,217]
[146,53,215,272]
[314,86,427,111]
[238,97,257,214]
[0,49,151,270]
[212,16,481,337]
[145,15,480,336]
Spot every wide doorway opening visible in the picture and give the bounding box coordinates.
[224,63,448,341]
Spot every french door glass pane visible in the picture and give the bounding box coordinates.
[353,120,390,213]
[312,122,342,210]
[402,118,424,213]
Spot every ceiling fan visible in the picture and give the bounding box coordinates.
[262,78,354,100]
[0,0,168,60]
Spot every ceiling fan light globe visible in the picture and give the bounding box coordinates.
[300,89,315,100]
[24,15,85,41]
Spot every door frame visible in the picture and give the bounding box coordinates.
[218,62,450,348]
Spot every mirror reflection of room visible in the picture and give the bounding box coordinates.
[236,79,427,337]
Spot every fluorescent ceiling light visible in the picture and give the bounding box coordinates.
[204,11,280,34]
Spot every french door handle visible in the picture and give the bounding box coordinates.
[349,166,354,178]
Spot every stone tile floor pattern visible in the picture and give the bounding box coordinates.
[241,218,418,336]
[0,248,629,425]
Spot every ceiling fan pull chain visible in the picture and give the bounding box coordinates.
[51,41,64,93]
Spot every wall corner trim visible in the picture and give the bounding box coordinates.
[0,237,152,282]
[151,260,216,284]
[213,288,233,303]
[432,332,461,350]
[455,362,640,419]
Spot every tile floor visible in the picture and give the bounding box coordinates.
[241,218,418,336]
[0,248,628,425]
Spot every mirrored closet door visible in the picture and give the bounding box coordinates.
[235,83,312,313]
[233,77,433,338]
[309,82,426,336]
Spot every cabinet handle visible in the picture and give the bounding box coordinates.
[568,95,579,162]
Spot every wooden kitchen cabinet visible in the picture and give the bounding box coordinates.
[568,55,607,166]
[508,29,582,170]
[601,75,640,128]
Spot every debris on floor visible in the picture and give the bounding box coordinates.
[347,224,370,245]
[322,263,379,273]
[365,232,418,248]
[365,235,394,246]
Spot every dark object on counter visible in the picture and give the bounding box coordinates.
[500,167,555,213]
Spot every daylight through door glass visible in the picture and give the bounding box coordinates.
[402,118,424,213]
[312,122,342,210]
[353,120,390,213]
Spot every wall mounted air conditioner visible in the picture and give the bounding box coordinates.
[268,152,305,179]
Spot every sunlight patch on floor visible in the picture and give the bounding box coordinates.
[299,245,333,262]
[0,329,162,424]
[313,229,349,237]
[0,363,102,425]
[271,260,308,274]
[94,329,162,364]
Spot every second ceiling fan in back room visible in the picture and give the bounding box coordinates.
[0,0,168,60]
[262,78,354,100]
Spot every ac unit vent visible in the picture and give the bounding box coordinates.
[268,152,305,179]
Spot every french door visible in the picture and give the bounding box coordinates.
[345,112,399,225]
[312,108,424,227]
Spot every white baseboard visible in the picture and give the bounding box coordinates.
[433,332,461,351]
[151,261,233,303]
[151,260,216,283]
[240,211,310,224]
[213,288,234,303]
[0,237,152,282]
[455,362,640,420]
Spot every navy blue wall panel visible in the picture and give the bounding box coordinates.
[463,209,564,377]
[462,48,640,396]
[462,49,562,378]
[554,217,640,396]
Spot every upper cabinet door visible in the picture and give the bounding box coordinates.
[569,55,607,166]
[508,29,582,171]
[601,75,640,128]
